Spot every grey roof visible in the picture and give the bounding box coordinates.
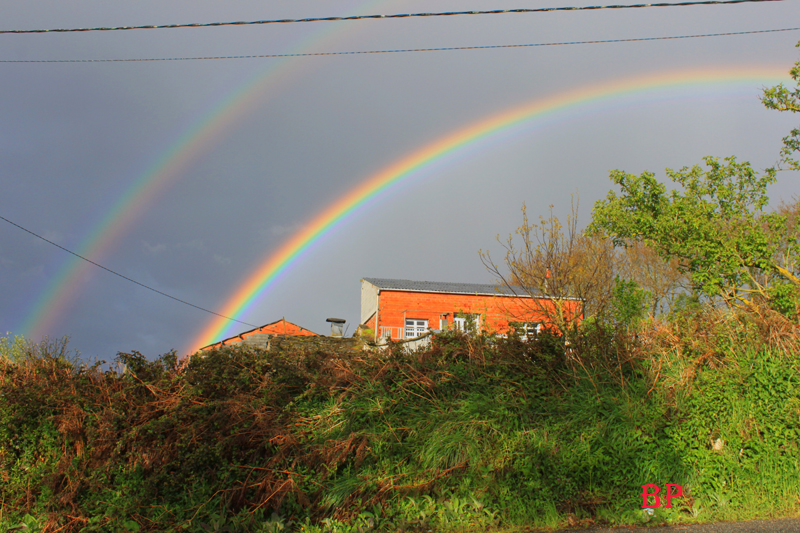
[362,277,540,297]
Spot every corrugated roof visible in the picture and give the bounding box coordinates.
[362,277,539,297]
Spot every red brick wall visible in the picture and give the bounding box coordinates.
[376,290,580,340]
[205,319,318,349]
[256,320,317,337]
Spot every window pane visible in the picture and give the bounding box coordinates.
[404,319,428,338]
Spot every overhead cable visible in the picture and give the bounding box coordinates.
[0,0,781,35]
[2,26,797,63]
[0,214,258,328]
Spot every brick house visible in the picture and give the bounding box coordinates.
[201,318,317,350]
[360,277,581,342]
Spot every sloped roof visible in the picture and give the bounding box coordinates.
[362,277,540,297]
[201,318,318,350]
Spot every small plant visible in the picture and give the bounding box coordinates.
[255,512,289,533]
[3,514,43,533]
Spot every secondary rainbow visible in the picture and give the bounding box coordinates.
[21,0,390,340]
[191,65,790,352]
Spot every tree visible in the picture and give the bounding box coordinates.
[609,276,649,330]
[588,156,785,310]
[481,195,687,331]
[614,239,686,317]
[480,196,616,332]
[589,44,800,314]
[762,40,800,172]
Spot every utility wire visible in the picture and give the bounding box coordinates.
[2,26,797,63]
[0,0,781,35]
[0,215,258,328]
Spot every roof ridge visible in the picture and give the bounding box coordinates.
[361,277,537,296]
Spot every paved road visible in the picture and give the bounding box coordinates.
[559,517,800,533]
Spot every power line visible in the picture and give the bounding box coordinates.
[0,215,257,329]
[0,0,781,35]
[2,26,797,63]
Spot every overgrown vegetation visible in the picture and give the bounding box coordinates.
[2,313,800,532]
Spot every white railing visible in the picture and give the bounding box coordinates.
[379,326,404,340]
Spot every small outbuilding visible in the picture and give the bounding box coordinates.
[201,318,318,350]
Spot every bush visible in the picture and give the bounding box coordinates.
[1,319,799,531]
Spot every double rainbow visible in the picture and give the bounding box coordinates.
[20,0,391,341]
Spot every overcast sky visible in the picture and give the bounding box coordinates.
[1,0,798,361]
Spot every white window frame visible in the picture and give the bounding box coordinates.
[453,313,480,333]
[515,322,542,340]
[405,319,428,339]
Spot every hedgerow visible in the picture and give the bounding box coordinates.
[1,310,799,532]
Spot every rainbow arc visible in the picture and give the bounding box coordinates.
[21,0,390,340]
[190,65,790,352]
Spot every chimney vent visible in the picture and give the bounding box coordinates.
[326,317,346,338]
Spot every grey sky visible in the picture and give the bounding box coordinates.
[1,0,798,360]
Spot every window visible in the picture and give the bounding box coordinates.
[453,313,480,333]
[513,322,542,340]
[405,319,428,338]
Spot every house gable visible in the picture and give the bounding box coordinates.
[361,279,379,325]
[201,318,318,350]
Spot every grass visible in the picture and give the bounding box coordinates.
[1,307,799,532]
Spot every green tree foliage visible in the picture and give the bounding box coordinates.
[762,40,800,171]
[588,156,783,310]
[589,44,800,314]
[0,333,28,362]
[609,276,650,329]
[615,240,686,317]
